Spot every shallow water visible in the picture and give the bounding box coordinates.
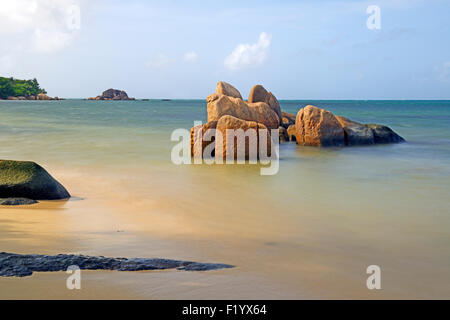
[0,99,449,299]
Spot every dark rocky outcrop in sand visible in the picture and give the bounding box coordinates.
[0,198,38,206]
[88,89,135,101]
[0,160,70,200]
[294,105,405,147]
[0,252,234,277]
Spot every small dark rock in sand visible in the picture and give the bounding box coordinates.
[0,252,234,277]
[0,198,38,206]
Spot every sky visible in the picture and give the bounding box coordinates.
[0,0,449,99]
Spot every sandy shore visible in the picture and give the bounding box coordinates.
[1,161,450,299]
[0,199,299,299]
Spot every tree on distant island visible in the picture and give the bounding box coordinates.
[0,77,47,99]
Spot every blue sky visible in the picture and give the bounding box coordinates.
[0,0,449,99]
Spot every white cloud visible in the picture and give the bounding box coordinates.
[0,0,82,54]
[33,28,73,53]
[224,32,272,71]
[145,53,171,69]
[183,51,198,63]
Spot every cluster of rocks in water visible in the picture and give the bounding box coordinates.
[0,252,233,277]
[191,81,404,158]
[0,160,70,206]
[88,88,135,101]
[3,93,63,101]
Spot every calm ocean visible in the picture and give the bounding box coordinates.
[1,99,449,298]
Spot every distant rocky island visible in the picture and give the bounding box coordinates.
[88,89,135,101]
[0,77,62,100]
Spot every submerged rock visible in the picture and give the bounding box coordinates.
[0,252,234,277]
[367,124,405,144]
[336,116,375,146]
[0,198,38,206]
[0,160,70,200]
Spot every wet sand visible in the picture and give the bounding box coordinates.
[1,161,449,299]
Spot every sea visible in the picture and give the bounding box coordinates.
[0,99,449,299]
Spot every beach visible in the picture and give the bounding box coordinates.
[1,99,450,299]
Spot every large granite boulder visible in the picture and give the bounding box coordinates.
[295,105,346,147]
[190,120,218,157]
[215,115,271,160]
[0,160,70,200]
[294,105,405,147]
[248,85,282,126]
[207,94,279,130]
[215,81,242,99]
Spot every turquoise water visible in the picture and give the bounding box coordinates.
[1,99,450,298]
[1,99,449,172]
